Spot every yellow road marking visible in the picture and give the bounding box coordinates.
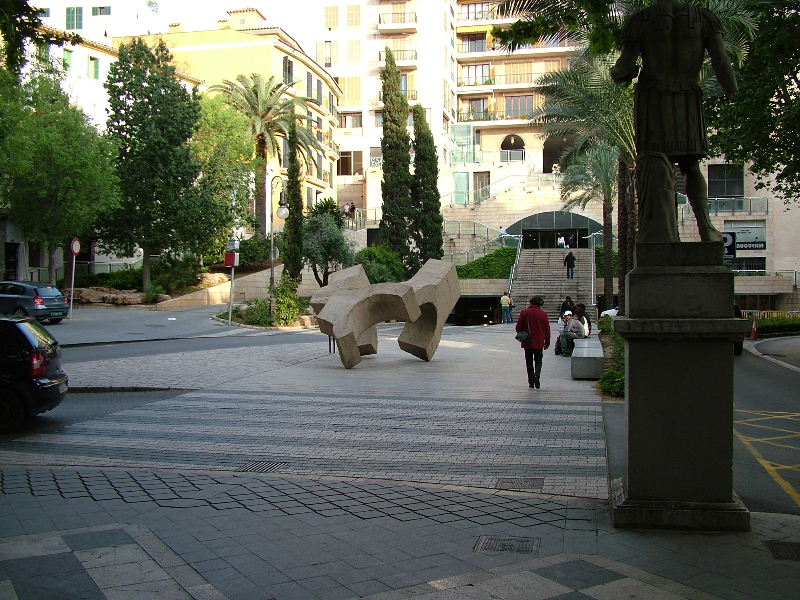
[734,422,800,436]
[734,429,800,508]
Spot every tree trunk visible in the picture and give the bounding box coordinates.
[62,238,74,292]
[47,243,58,284]
[311,263,323,287]
[603,196,614,309]
[617,161,628,315]
[142,247,151,292]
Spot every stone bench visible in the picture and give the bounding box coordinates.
[571,336,604,380]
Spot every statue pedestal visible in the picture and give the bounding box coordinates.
[612,243,751,530]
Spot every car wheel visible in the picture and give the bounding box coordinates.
[0,390,26,433]
[11,307,27,317]
[47,318,63,324]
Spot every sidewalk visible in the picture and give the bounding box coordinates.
[1,314,798,599]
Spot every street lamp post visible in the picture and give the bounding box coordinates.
[583,231,603,310]
[267,171,289,317]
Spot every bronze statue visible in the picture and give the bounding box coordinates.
[611,0,738,243]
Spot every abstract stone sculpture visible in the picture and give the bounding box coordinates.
[310,260,460,369]
[611,0,738,243]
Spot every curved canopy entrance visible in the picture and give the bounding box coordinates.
[506,211,604,249]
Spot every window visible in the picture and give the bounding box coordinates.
[91,6,111,15]
[375,111,383,127]
[505,95,535,118]
[307,72,313,96]
[324,6,338,30]
[462,34,486,52]
[341,112,362,128]
[306,188,314,210]
[66,6,83,29]
[337,150,363,176]
[461,64,489,86]
[63,49,73,71]
[37,8,50,17]
[724,220,766,250]
[708,164,744,197]
[316,80,323,103]
[35,42,49,62]
[347,40,360,63]
[316,117,323,141]
[467,97,488,118]
[340,77,361,105]
[461,2,490,20]
[323,40,332,67]
[346,5,360,28]
[282,56,293,85]
[87,56,100,79]
[317,152,323,179]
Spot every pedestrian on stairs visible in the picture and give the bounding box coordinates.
[500,291,513,323]
[564,251,576,279]
[516,296,551,389]
[560,295,575,316]
[557,233,566,248]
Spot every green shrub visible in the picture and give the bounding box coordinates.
[238,234,282,268]
[353,246,406,283]
[751,316,800,335]
[221,275,309,327]
[151,255,201,293]
[597,315,625,397]
[595,246,619,277]
[456,247,516,279]
[143,283,166,303]
[97,267,142,290]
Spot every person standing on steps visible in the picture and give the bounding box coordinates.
[500,291,513,324]
[516,296,551,389]
[564,251,576,279]
[560,295,575,316]
[557,233,566,248]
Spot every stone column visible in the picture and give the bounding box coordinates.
[612,242,751,530]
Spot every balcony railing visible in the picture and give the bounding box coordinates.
[678,195,769,216]
[457,41,490,53]
[378,89,418,102]
[451,148,528,163]
[378,49,417,61]
[458,72,538,87]
[378,12,416,24]
[457,110,537,122]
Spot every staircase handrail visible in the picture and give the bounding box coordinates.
[443,234,519,266]
[506,235,523,293]
[441,173,525,206]
[442,220,500,239]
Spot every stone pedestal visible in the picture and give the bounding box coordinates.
[612,242,751,530]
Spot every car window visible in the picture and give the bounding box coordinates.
[17,320,58,349]
[8,284,26,295]
[36,286,63,297]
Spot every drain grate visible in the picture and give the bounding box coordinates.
[495,477,544,491]
[765,541,800,561]
[236,461,287,473]
[473,536,540,554]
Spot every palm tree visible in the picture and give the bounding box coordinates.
[559,143,618,309]
[532,53,636,312]
[210,73,320,237]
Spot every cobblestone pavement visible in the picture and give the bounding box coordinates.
[1,319,798,599]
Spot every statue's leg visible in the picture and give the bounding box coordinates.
[681,159,722,242]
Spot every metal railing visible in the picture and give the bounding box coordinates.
[378,12,417,24]
[443,220,498,239]
[507,235,523,292]
[378,49,417,61]
[443,172,560,205]
[457,109,539,122]
[25,258,144,283]
[458,72,538,86]
[678,194,769,217]
[378,89,418,101]
[443,235,519,266]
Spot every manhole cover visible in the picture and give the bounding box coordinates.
[236,461,287,473]
[473,536,540,553]
[765,541,800,561]
[495,477,544,491]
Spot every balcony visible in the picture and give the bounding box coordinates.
[458,72,538,88]
[377,12,417,33]
[376,89,418,103]
[456,110,536,123]
[377,49,418,70]
[678,195,769,216]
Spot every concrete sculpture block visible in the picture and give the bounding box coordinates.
[310,260,460,369]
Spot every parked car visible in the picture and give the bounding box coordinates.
[0,317,68,432]
[0,281,69,324]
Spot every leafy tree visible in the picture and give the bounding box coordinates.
[307,197,345,229]
[707,0,800,205]
[303,213,353,287]
[0,0,80,76]
[352,246,406,283]
[184,94,253,263]
[559,142,618,306]
[282,119,304,281]
[410,104,443,269]
[101,38,201,291]
[210,73,320,237]
[0,66,26,183]
[2,73,118,282]
[378,47,413,272]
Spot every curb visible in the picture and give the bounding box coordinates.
[69,386,195,393]
[744,338,800,374]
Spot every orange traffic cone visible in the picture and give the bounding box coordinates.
[748,319,759,340]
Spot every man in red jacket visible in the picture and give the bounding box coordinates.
[516,295,551,389]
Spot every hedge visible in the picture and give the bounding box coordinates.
[456,247,516,279]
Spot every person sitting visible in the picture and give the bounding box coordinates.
[575,303,591,337]
[554,310,572,355]
[559,310,586,357]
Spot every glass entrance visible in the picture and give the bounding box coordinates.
[521,228,589,249]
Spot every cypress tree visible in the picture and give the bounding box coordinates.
[282,119,304,281]
[410,104,443,266]
[378,47,413,272]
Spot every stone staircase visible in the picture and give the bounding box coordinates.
[509,248,594,319]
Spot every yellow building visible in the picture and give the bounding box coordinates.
[117,8,342,224]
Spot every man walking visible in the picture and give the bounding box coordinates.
[516,296,551,389]
[500,291,513,324]
[564,251,576,279]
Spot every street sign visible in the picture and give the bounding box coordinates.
[70,238,81,256]
[224,252,239,267]
[722,232,736,258]
[226,239,240,251]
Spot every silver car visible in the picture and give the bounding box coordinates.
[0,281,69,324]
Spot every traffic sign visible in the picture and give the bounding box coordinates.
[70,238,81,256]
[722,232,736,258]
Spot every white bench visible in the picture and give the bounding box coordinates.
[571,336,604,380]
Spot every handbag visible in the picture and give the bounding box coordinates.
[515,330,529,342]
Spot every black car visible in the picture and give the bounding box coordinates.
[0,281,70,323]
[0,317,68,432]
